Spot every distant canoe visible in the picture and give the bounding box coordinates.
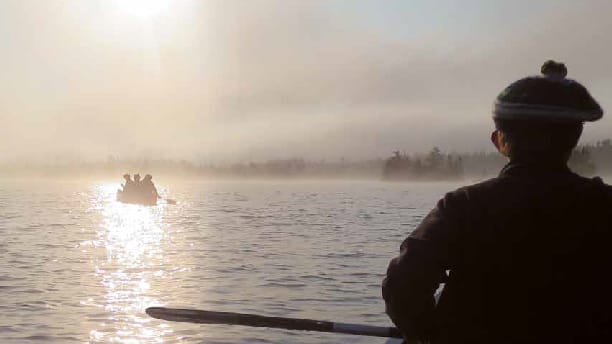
[116,190,157,206]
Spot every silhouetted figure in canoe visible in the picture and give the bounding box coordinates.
[383,61,612,343]
[141,174,159,200]
[121,174,135,193]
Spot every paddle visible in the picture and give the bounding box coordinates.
[157,195,176,204]
[146,307,403,339]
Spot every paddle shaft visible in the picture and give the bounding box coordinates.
[146,307,403,338]
[156,195,176,204]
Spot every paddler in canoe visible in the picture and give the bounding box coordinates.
[383,61,612,343]
[140,174,160,200]
[121,174,135,194]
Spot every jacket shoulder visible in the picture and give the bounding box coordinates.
[442,177,504,201]
[449,174,612,202]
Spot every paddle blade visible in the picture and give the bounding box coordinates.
[146,307,331,329]
[145,307,403,338]
[147,307,229,324]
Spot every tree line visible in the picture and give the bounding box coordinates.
[382,140,610,181]
[3,140,612,180]
[383,147,464,180]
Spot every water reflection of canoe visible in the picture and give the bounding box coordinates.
[116,190,157,206]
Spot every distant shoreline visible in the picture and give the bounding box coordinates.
[3,140,610,181]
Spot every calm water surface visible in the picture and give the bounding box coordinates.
[0,179,461,343]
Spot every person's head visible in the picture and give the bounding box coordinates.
[134,174,141,182]
[144,174,152,181]
[491,120,583,162]
[491,60,603,163]
[123,174,131,181]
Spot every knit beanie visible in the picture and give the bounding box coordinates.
[493,60,603,122]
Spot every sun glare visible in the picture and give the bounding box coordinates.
[114,0,171,19]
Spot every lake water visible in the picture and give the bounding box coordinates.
[0,179,462,343]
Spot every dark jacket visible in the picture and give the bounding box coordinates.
[382,162,612,344]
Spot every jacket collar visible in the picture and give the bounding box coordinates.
[499,160,572,178]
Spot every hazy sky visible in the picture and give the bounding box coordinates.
[2,0,612,163]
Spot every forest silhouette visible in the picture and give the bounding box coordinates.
[1,140,609,180]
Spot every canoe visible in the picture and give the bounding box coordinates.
[116,190,157,206]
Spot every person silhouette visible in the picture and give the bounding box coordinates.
[121,174,134,193]
[141,174,159,200]
[383,61,612,343]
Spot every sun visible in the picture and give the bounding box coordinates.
[114,0,171,19]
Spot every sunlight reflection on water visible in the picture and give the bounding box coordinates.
[87,183,169,343]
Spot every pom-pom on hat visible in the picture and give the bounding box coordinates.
[493,60,603,122]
